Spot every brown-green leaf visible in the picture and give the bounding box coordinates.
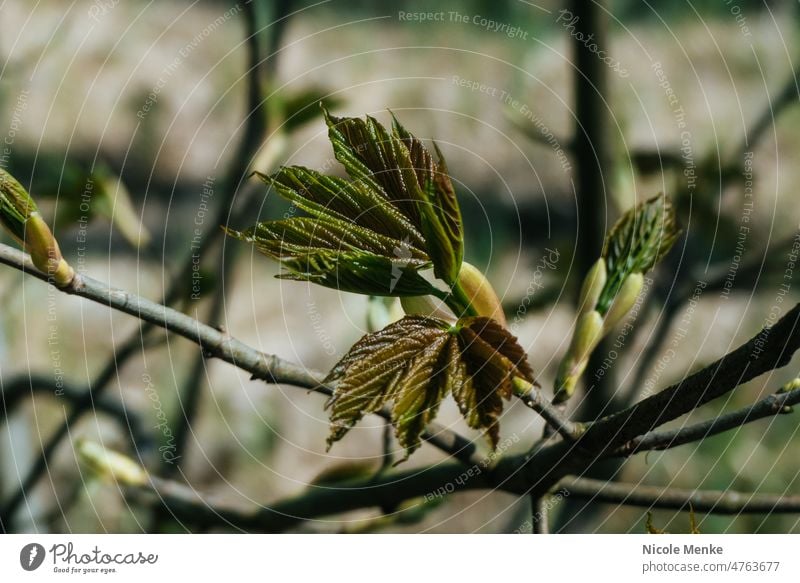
[326,314,535,458]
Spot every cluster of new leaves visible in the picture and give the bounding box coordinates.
[596,194,681,314]
[228,108,537,459]
[226,107,463,297]
[324,315,535,459]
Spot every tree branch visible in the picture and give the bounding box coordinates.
[583,302,800,452]
[128,462,481,533]
[514,380,585,440]
[0,244,479,466]
[617,382,800,456]
[559,476,800,514]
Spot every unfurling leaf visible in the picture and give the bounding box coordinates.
[325,315,535,458]
[0,168,74,286]
[0,167,36,242]
[597,194,680,314]
[227,107,464,299]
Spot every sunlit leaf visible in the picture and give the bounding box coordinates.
[326,315,535,458]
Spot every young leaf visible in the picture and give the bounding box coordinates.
[230,109,466,297]
[326,314,535,457]
[596,194,680,314]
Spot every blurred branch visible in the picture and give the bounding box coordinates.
[0,337,149,527]
[736,62,800,158]
[166,0,294,477]
[0,374,150,450]
[617,381,800,456]
[0,244,480,464]
[621,233,798,406]
[126,463,479,533]
[559,476,800,514]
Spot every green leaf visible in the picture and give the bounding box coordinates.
[256,166,423,246]
[230,108,466,300]
[232,216,427,263]
[391,334,451,458]
[597,194,680,313]
[278,249,441,297]
[326,317,448,447]
[324,107,464,286]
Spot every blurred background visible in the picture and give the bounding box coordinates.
[1,0,799,533]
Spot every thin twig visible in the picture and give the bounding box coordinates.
[617,384,800,456]
[0,244,480,465]
[0,374,150,451]
[514,381,585,441]
[582,302,800,452]
[559,476,800,514]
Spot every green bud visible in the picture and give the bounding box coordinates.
[603,272,644,332]
[456,261,506,326]
[0,169,75,287]
[0,167,38,243]
[578,258,607,315]
[77,440,148,487]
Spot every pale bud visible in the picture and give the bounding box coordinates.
[578,258,607,315]
[554,310,604,403]
[456,261,507,326]
[603,272,643,332]
[77,440,148,487]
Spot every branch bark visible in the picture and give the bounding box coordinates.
[0,243,480,467]
[618,383,800,456]
[560,476,800,514]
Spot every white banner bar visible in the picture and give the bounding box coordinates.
[1,534,798,582]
